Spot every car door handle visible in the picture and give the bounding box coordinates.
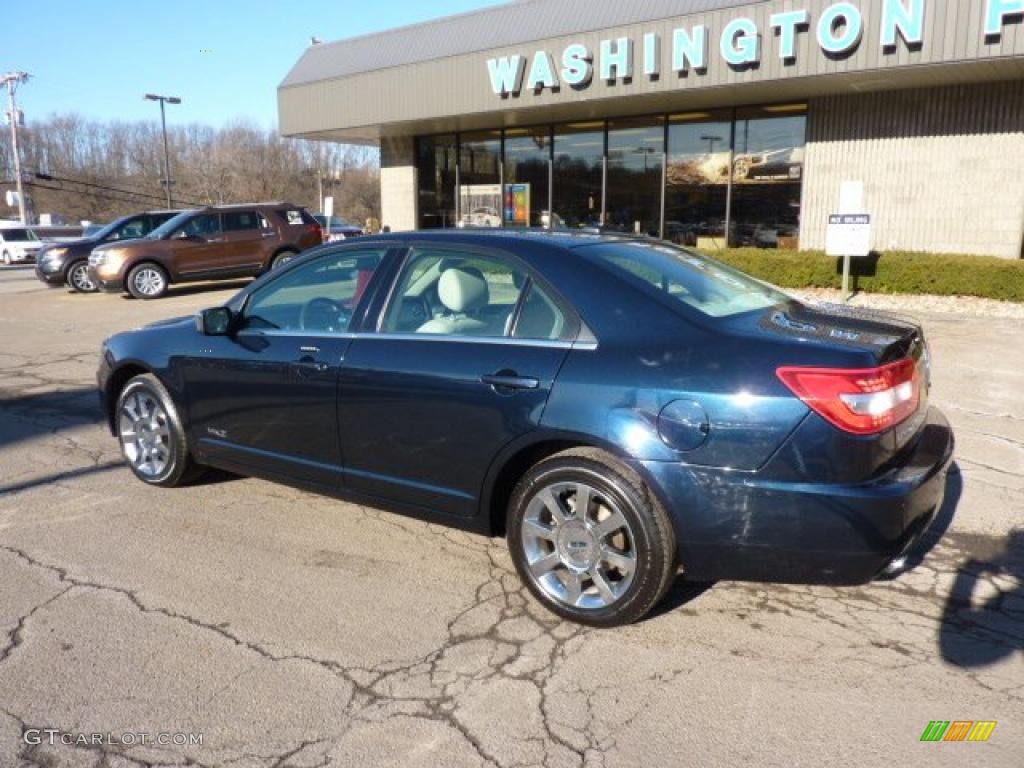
[292,356,330,374]
[481,373,540,391]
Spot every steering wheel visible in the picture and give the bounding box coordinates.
[300,297,350,332]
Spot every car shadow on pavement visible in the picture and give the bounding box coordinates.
[0,387,104,450]
[120,279,252,300]
[650,579,717,619]
[0,461,123,497]
[938,528,1024,668]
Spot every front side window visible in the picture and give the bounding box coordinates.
[380,248,568,341]
[242,249,384,333]
[177,214,222,239]
[147,212,192,239]
[111,218,147,241]
[582,242,788,319]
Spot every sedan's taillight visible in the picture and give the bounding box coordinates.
[776,358,921,435]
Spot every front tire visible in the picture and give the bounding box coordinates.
[67,260,98,293]
[127,263,169,299]
[507,448,677,627]
[116,374,202,487]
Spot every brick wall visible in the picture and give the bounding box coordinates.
[801,81,1024,259]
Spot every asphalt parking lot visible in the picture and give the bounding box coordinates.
[0,264,1021,767]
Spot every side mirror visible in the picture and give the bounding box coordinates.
[195,307,234,336]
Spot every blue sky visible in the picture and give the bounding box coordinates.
[3,0,505,129]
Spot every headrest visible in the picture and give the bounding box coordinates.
[438,268,489,313]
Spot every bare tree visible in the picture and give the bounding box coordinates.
[0,113,380,224]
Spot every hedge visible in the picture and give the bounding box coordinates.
[696,248,1024,303]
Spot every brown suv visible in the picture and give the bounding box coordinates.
[87,203,322,299]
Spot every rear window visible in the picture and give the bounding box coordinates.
[274,208,314,227]
[581,242,788,319]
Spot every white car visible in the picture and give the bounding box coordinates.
[459,207,502,228]
[0,226,44,265]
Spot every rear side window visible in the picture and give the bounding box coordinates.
[223,210,260,232]
[275,209,314,227]
[581,242,788,319]
[380,247,572,341]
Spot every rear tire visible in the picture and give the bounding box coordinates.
[66,260,98,293]
[271,250,298,270]
[507,448,677,627]
[115,374,203,487]
[127,263,169,299]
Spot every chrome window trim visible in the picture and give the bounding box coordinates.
[233,328,597,351]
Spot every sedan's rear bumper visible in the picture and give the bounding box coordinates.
[643,406,955,584]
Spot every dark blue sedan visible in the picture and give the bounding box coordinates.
[97,231,954,626]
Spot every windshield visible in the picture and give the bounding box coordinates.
[316,214,356,228]
[581,241,789,319]
[146,210,196,240]
[2,228,38,242]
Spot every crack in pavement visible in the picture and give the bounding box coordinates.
[0,543,605,768]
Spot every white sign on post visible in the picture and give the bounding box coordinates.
[828,180,871,302]
[322,196,334,243]
[826,214,872,257]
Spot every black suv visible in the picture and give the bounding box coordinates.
[35,210,179,293]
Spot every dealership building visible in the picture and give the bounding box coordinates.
[279,0,1024,258]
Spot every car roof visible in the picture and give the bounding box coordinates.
[171,202,307,216]
[348,228,661,251]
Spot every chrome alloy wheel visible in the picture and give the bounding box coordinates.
[521,481,638,610]
[132,267,165,297]
[69,262,96,292]
[118,389,173,478]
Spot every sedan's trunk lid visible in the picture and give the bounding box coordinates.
[734,299,932,454]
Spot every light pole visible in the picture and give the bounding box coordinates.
[144,93,181,208]
[2,71,31,224]
[700,134,723,156]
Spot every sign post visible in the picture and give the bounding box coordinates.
[826,213,871,302]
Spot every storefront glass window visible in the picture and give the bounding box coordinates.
[416,134,457,229]
[415,103,805,240]
[503,127,551,227]
[552,122,605,230]
[666,112,732,248]
[458,130,503,228]
[729,105,807,249]
[606,118,664,237]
